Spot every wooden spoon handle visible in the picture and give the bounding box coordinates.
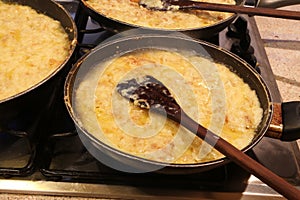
[177,1,300,20]
[178,111,300,199]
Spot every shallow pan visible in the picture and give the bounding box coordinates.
[78,0,299,39]
[0,0,77,131]
[64,33,300,174]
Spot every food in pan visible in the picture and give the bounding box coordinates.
[84,0,235,29]
[0,1,71,100]
[75,48,263,164]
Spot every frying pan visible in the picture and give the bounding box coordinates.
[64,32,300,174]
[78,0,298,39]
[0,0,77,131]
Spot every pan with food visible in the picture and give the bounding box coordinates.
[0,0,77,130]
[64,33,300,177]
[78,0,299,39]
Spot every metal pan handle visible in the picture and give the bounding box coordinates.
[266,102,300,141]
[257,0,300,8]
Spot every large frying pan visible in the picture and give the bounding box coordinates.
[0,0,77,131]
[78,0,298,39]
[64,32,300,175]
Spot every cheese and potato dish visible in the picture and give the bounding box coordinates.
[75,48,263,164]
[84,0,236,30]
[0,1,71,100]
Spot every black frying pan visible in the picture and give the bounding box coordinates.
[0,0,77,130]
[64,33,300,175]
[78,0,299,39]
[79,0,243,39]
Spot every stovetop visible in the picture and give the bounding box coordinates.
[0,0,300,199]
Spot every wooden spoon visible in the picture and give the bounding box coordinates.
[116,75,300,200]
[139,0,300,20]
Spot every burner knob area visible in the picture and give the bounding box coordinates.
[244,54,261,73]
[227,17,260,73]
[230,34,253,55]
[231,40,259,70]
[230,41,243,57]
[226,17,249,39]
[240,33,251,51]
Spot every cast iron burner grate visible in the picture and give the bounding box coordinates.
[0,130,36,177]
[39,124,253,192]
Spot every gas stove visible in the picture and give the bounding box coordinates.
[0,0,300,199]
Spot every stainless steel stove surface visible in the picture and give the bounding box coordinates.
[0,0,300,199]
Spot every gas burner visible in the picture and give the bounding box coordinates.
[227,17,249,39]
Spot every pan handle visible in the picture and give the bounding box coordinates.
[266,101,300,141]
[257,0,300,8]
